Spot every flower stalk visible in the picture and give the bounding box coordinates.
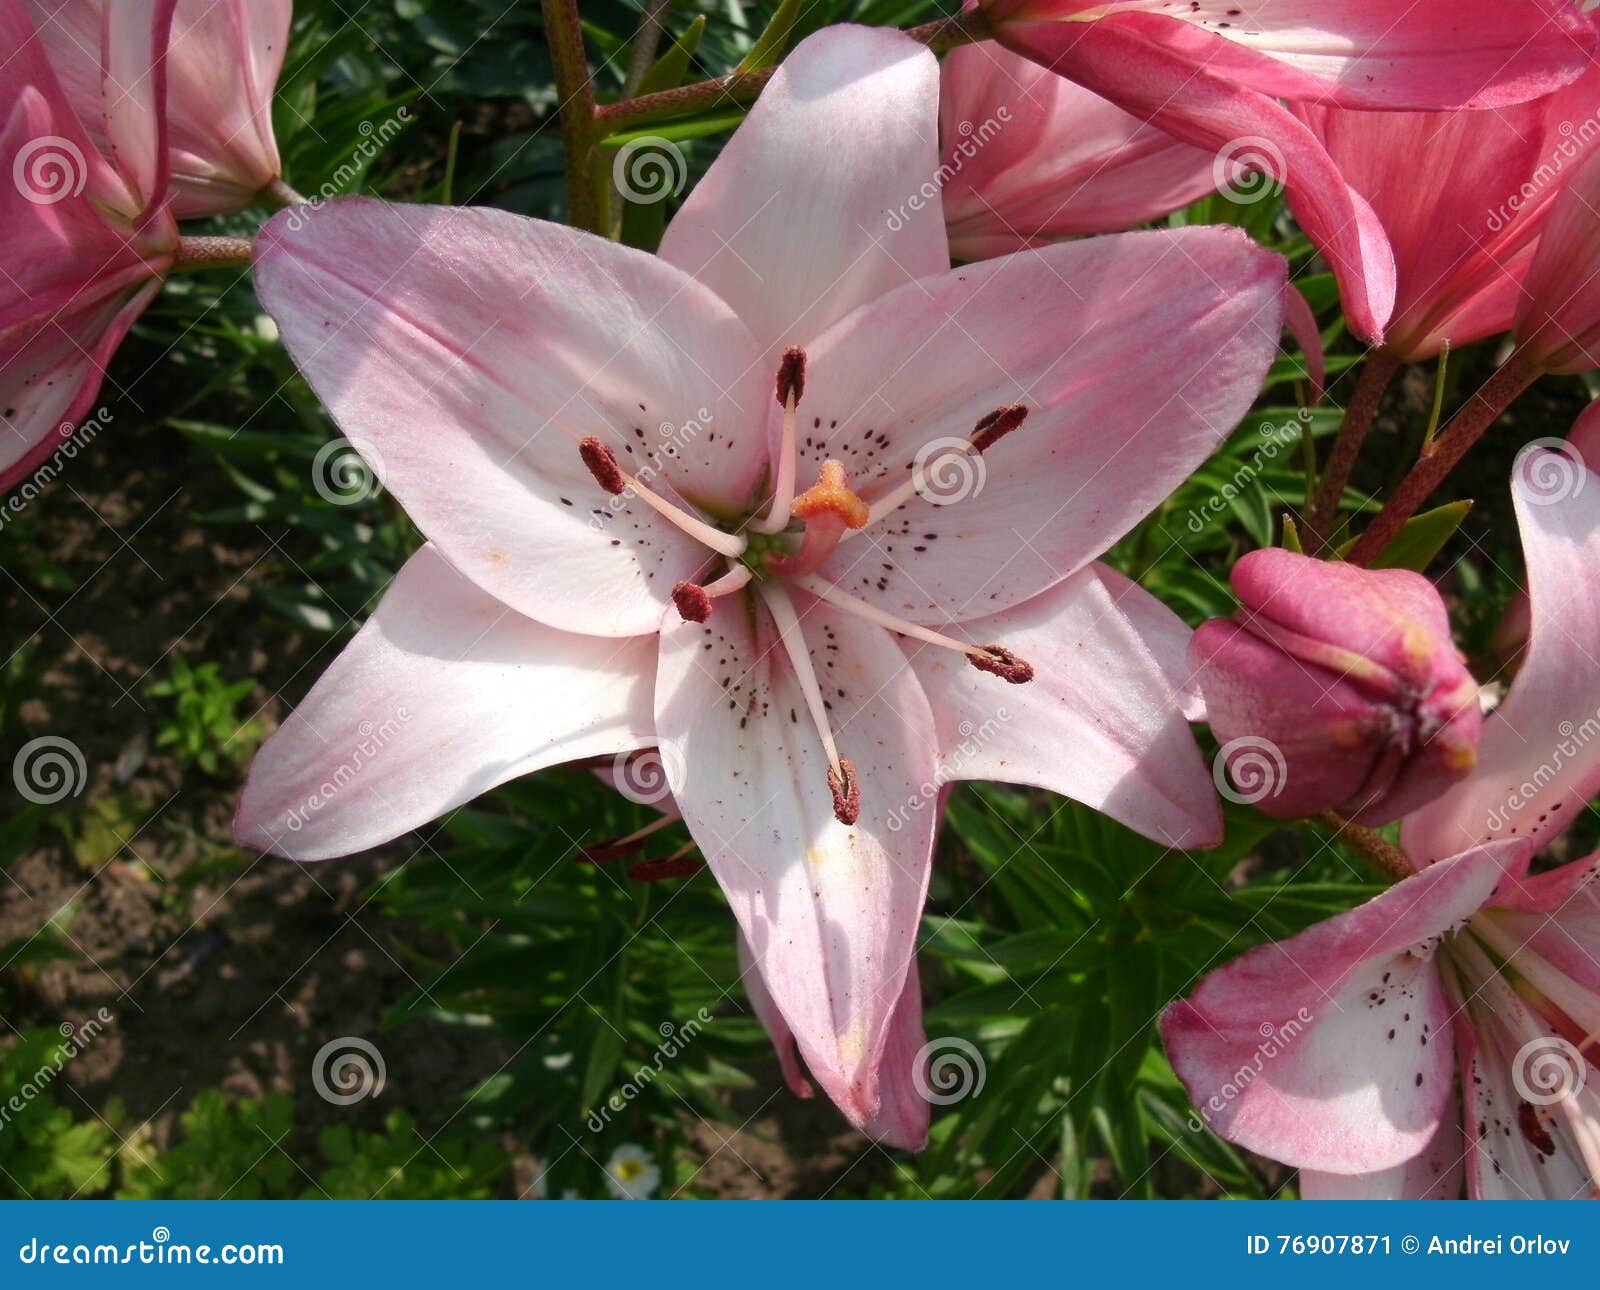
[542,0,603,233]
[1304,351,1400,554]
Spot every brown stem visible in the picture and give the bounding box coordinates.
[1316,813,1414,884]
[1304,351,1400,554]
[172,235,253,270]
[1345,352,1542,568]
[593,10,994,135]
[543,0,601,232]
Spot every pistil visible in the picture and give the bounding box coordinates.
[793,576,1033,684]
[577,436,747,558]
[765,459,869,578]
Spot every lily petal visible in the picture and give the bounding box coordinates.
[908,566,1221,850]
[995,16,1396,342]
[1160,842,1515,1174]
[658,25,946,368]
[655,594,938,1133]
[1404,455,1600,863]
[1093,563,1205,722]
[252,199,774,637]
[1299,1113,1464,1199]
[857,965,931,1151]
[804,227,1284,623]
[234,544,656,862]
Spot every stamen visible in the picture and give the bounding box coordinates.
[627,845,704,882]
[755,346,807,535]
[670,565,752,623]
[760,583,860,824]
[576,436,746,559]
[968,644,1034,685]
[793,575,1034,685]
[578,810,682,863]
[846,403,1030,537]
[828,758,860,826]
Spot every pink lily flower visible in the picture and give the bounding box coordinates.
[233,27,1285,1144]
[1518,143,1600,375]
[978,0,1597,344]
[1193,550,1482,826]
[29,0,291,218]
[1295,63,1600,363]
[939,43,1219,260]
[1163,445,1600,1197]
[1,0,178,492]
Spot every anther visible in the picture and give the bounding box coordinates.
[968,645,1034,685]
[970,404,1028,454]
[776,345,807,407]
[672,581,713,623]
[579,436,625,494]
[627,851,705,882]
[828,757,861,826]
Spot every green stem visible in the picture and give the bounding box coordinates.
[592,10,994,136]
[543,0,602,233]
[172,235,253,271]
[1304,351,1400,554]
[260,176,308,209]
[1346,352,1542,568]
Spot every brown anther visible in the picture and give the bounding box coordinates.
[577,838,640,864]
[776,346,807,406]
[790,459,870,529]
[970,404,1028,454]
[968,644,1034,685]
[626,855,705,882]
[672,580,713,623]
[828,757,861,826]
[578,436,626,495]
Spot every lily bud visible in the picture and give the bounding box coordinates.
[1191,550,1481,826]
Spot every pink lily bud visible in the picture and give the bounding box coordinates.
[1,0,178,492]
[938,43,1218,260]
[1192,550,1481,826]
[29,0,290,218]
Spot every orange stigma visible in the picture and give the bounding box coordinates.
[790,460,869,530]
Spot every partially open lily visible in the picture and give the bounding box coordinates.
[1,0,178,491]
[235,25,1285,1144]
[30,0,291,217]
[1164,447,1600,1198]
[978,0,1597,344]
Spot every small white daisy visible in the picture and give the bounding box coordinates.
[603,1144,660,1200]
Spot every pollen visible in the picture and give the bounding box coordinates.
[968,644,1034,685]
[970,404,1028,453]
[672,580,714,623]
[828,757,861,826]
[578,436,625,495]
[776,345,807,406]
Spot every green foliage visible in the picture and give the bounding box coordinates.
[117,1091,296,1200]
[146,657,264,777]
[0,1031,117,1199]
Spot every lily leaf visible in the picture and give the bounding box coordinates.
[1336,500,1472,571]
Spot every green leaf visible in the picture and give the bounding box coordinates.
[635,15,707,95]
[1336,500,1472,572]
